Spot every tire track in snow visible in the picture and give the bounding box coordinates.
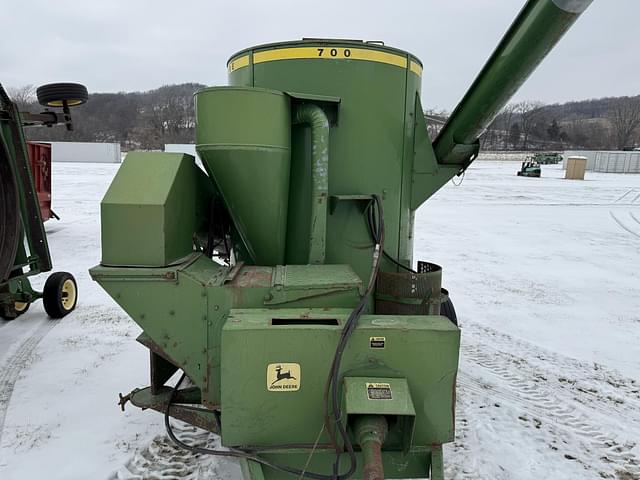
[458,341,640,479]
[609,211,640,239]
[0,320,59,446]
[615,189,635,204]
[111,423,240,480]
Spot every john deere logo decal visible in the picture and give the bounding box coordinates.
[267,363,301,391]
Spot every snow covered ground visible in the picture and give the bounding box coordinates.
[0,161,639,479]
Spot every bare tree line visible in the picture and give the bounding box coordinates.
[7,83,640,151]
[10,83,204,150]
[428,96,640,151]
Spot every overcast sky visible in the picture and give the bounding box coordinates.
[3,0,637,111]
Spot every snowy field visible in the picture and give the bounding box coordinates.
[1,161,639,479]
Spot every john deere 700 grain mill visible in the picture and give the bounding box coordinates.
[91,1,592,478]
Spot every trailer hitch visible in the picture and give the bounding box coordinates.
[117,389,140,412]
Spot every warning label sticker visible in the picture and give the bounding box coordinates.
[366,382,392,400]
[267,363,301,392]
[369,336,386,349]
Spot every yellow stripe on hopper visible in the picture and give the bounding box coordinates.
[253,47,408,70]
[228,47,423,77]
[410,61,423,76]
[227,55,250,73]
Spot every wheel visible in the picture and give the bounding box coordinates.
[14,301,30,316]
[36,83,88,108]
[440,288,458,326]
[43,272,78,318]
[0,301,29,320]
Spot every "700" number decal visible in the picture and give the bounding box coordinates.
[316,48,351,58]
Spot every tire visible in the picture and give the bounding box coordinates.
[0,301,28,320]
[36,83,88,108]
[43,272,78,319]
[440,287,458,326]
[14,301,30,316]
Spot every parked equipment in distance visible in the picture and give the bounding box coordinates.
[0,82,87,320]
[517,160,542,177]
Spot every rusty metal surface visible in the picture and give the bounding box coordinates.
[128,386,221,434]
[227,266,273,288]
[362,440,384,480]
[26,142,53,221]
[353,415,388,480]
[137,332,175,364]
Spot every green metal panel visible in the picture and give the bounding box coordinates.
[228,40,422,280]
[195,87,291,266]
[100,152,211,266]
[245,448,435,480]
[90,257,212,386]
[220,308,459,447]
[91,258,364,405]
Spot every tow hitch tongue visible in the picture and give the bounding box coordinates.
[353,415,388,480]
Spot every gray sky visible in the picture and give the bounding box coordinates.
[3,0,637,111]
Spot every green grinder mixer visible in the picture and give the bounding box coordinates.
[91,1,593,478]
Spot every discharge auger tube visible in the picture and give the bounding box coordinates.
[433,0,593,166]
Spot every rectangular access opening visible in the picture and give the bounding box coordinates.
[271,318,339,326]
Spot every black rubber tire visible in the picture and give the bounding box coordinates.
[36,83,88,108]
[43,272,78,319]
[0,301,28,320]
[0,310,17,321]
[440,288,458,326]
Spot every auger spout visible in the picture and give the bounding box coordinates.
[433,0,593,167]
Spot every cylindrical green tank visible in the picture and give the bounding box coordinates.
[227,40,423,279]
[195,86,291,265]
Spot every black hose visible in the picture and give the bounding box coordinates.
[165,373,343,480]
[366,199,416,274]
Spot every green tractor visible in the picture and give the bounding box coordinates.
[533,152,562,164]
[0,82,87,320]
[517,159,542,177]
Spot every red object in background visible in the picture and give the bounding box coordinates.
[26,142,57,221]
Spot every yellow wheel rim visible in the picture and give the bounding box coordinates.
[61,279,77,311]
[14,301,28,313]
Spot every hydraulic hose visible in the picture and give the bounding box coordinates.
[293,104,329,265]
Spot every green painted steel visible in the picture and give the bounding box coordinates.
[228,40,423,277]
[220,308,458,447]
[195,87,291,266]
[243,448,435,480]
[91,1,592,478]
[433,0,593,166]
[91,259,364,405]
[101,152,212,266]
